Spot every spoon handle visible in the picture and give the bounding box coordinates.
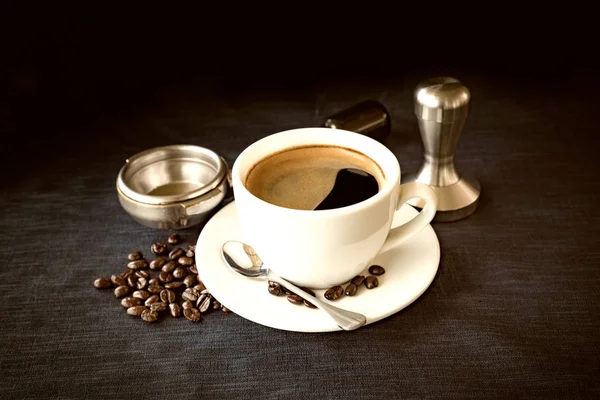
[267,273,367,331]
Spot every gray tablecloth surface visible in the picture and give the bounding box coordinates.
[1,69,599,399]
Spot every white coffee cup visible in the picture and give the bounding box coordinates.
[232,127,437,289]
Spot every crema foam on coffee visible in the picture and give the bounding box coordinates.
[245,145,385,210]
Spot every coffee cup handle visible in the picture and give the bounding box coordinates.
[380,182,438,253]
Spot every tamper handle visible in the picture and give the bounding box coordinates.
[414,77,471,187]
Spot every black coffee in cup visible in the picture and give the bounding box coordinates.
[244,145,385,210]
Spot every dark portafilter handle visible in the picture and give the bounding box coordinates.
[322,100,391,143]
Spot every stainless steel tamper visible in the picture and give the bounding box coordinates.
[405,77,481,222]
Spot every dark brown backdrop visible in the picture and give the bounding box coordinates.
[1,9,599,400]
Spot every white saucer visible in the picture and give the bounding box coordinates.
[196,201,440,333]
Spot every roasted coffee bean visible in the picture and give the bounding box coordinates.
[324,285,344,301]
[345,283,358,296]
[135,270,150,279]
[199,295,212,313]
[368,265,385,276]
[182,288,199,302]
[145,295,160,306]
[147,285,163,294]
[184,307,201,322]
[182,300,194,310]
[150,257,166,271]
[172,266,187,280]
[194,281,206,292]
[187,244,196,252]
[150,302,167,312]
[287,294,303,305]
[165,281,184,290]
[136,277,148,290]
[267,281,284,296]
[120,270,134,279]
[183,275,197,288]
[169,248,184,260]
[141,309,158,323]
[159,271,173,283]
[212,300,221,310]
[304,299,317,308]
[189,265,198,275]
[221,305,231,313]
[93,277,111,289]
[127,305,147,316]
[110,274,126,287]
[161,260,177,273]
[351,275,365,286]
[127,259,148,270]
[114,285,129,298]
[121,296,142,308]
[151,242,168,255]
[148,277,161,286]
[160,289,176,304]
[270,280,291,294]
[196,292,210,308]
[364,275,379,289]
[300,287,316,297]
[126,275,137,288]
[186,249,195,258]
[128,251,143,261]
[168,233,182,244]
[268,284,283,296]
[132,290,150,300]
[169,303,182,317]
[126,275,138,287]
[178,256,193,266]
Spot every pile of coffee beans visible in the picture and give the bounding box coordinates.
[267,264,385,307]
[94,233,231,323]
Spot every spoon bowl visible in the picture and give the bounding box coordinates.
[222,241,265,278]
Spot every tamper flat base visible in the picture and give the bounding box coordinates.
[406,175,481,222]
[431,199,479,222]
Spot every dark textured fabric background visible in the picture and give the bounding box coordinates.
[1,12,599,399]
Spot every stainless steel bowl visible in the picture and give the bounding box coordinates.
[116,145,230,230]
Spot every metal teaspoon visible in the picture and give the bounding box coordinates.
[221,240,367,331]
